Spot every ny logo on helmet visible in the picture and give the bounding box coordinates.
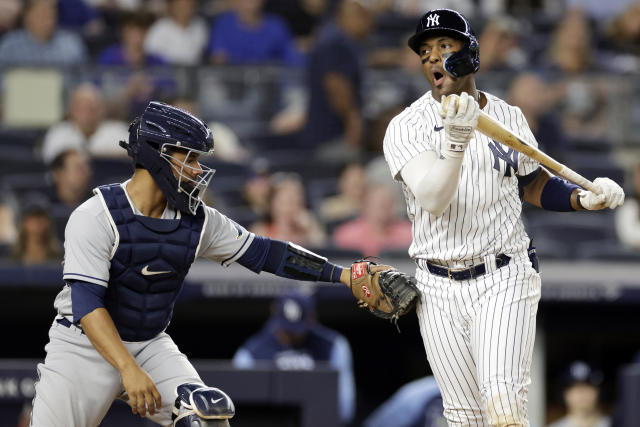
[426,14,440,27]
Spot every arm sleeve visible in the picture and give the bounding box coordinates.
[400,150,464,216]
[237,236,343,282]
[329,335,356,423]
[198,206,255,266]
[71,280,107,323]
[62,200,113,285]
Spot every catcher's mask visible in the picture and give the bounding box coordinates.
[120,101,215,215]
[408,8,480,78]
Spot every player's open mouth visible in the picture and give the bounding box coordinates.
[433,71,445,86]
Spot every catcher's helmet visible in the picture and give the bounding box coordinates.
[120,101,215,215]
[408,8,480,78]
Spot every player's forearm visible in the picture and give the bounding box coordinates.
[418,157,465,215]
[80,308,139,373]
[402,151,464,216]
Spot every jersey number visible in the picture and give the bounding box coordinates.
[488,140,518,177]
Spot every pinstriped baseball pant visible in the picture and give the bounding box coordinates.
[415,253,541,426]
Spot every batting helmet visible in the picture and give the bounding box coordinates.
[120,101,215,215]
[407,8,480,78]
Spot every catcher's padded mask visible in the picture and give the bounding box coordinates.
[407,8,480,78]
[119,101,215,215]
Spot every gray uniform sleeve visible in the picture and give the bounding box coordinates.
[62,196,114,286]
[197,206,254,266]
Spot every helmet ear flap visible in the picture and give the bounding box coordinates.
[443,36,480,77]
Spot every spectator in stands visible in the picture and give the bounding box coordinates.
[56,0,100,33]
[241,159,272,223]
[233,289,355,424]
[0,0,22,36]
[10,196,61,265]
[264,0,330,53]
[319,162,366,228]
[208,0,303,66]
[603,2,640,60]
[48,149,92,209]
[476,15,528,74]
[144,0,208,65]
[506,72,569,160]
[302,0,373,162]
[250,172,326,248]
[0,195,17,248]
[615,161,640,251]
[41,83,129,163]
[539,9,611,144]
[541,8,596,75]
[0,0,87,66]
[547,360,610,427]
[363,375,445,427]
[98,11,164,66]
[332,183,412,257]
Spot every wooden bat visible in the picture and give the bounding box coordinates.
[443,96,601,194]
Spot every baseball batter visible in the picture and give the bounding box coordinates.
[29,101,369,427]
[383,9,625,426]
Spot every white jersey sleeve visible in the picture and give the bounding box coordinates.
[62,196,114,286]
[383,93,441,180]
[197,206,254,266]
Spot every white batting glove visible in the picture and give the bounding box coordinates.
[579,177,625,210]
[438,92,479,158]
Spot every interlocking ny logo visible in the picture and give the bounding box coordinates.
[488,140,518,177]
[425,14,439,27]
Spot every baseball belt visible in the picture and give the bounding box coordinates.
[421,254,511,281]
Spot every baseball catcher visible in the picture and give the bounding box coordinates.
[350,259,420,328]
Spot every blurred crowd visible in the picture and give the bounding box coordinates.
[0,0,639,266]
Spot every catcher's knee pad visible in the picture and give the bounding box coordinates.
[172,383,235,427]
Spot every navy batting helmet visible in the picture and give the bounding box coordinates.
[408,9,480,78]
[120,101,215,215]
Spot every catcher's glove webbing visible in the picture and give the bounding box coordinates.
[350,259,420,330]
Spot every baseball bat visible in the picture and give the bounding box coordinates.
[443,96,601,194]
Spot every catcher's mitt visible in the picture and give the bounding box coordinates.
[350,260,419,328]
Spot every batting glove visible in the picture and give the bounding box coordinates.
[579,177,625,210]
[438,92,479,159]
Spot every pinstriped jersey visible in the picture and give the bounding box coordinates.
[383,90,539,264]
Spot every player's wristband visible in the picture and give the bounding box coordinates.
[576,193,585,210]
[540,176,579,211]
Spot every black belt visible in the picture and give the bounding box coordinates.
[424,254,511,281]
[57,317,85,334]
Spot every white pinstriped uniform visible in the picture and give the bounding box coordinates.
[384,90,542,426]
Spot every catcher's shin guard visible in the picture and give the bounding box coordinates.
[172,383,235,427]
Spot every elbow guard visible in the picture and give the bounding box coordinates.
[238,236,342,282]
[265,241,342,282]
